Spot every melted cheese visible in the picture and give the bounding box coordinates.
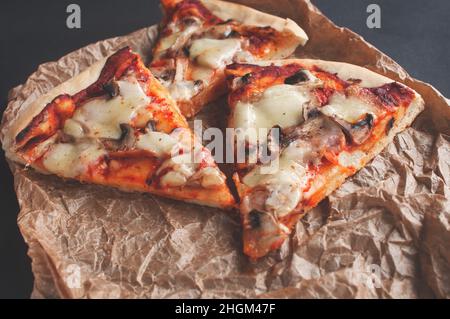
[159,32,179,52]
[136,131,178,157]
[63,119,85,138]
[157,153,197,188]
[234,84,311,148]
[155,144,224,189]
[243,161,307,217]
[136,127,194,159]
[235,84,310,132]
[320,93,380,124]
[264,171,303,216]
[191,66,215,83]
[189,38,241,69]
[169,81,200,101]
[43,142,106,178]
[68,80,151,139]
[242,137,317,217]
[241,116,343,217]
[197,167,225,188]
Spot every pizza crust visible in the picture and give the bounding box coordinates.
[239,58,402,88]
[1,57,108,165]
[201,0,308,45]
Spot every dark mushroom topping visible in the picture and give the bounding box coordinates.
[331,113,374,145]
[279,123,310,149]
[146,120,157,132]
[241,73,253,84]
[248,210,262,229]
[103,79,120,98]
[182,46,190,57]
[57,131,75,144]
[119,124,136,148]
[226,30,241,38]
[306,107,321,120]
[284,70,309,85]
[145,175,153,186]
[281,116,346,153]
[158,69,175,83]
[352,113,374,130]
[386,117,395,133]
[217,19,234,25]
[101,124,137,151]
[260,125,282,163]
[181,17,200,26]
[193,79,204,91]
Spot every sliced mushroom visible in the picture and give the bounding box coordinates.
[248,210,262,229]
[158,69,176,84]
[281,116,346,155]
[241,72,253,85]
[181,16,202,27]
[284,70,309,85]
[146,120,157,132]
[259,125,282,164]
[302,103,321,122]
[103,79,120,98]
[101,124,137,151]
[150,59,176,85]
[330,113,374,145]
[119,124,137,149]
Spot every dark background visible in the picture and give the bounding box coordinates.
[0,0,449,299]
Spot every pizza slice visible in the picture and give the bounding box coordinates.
[225,60,425,258]
[150,0,308,118]
[2,47,235,209]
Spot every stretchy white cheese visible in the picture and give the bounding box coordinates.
[136,131,178,157]
[68,79,151,139]
[189,38,241,69]
[234,84,312,149]
[320,93,380,124]
[169,81,201,101]
[43,142,106,178]
[241,116,345,217]
[235,84,310,131]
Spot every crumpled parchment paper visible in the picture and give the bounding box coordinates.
[1,0,449,299]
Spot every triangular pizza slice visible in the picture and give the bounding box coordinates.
[150,0,308,117]
[225,60,425,258]
[2,47,235,209]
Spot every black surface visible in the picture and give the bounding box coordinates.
[0,0,448,299]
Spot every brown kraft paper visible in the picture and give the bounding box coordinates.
[1,0,449,298]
